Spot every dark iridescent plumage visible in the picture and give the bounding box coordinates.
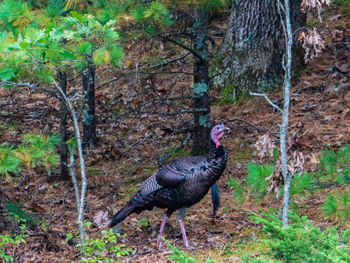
[109,124,229,249]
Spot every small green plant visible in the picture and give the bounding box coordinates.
[0,221,27,262]
[240,253,282,263]
[0,134,61,179]
[249,211,350,263]
[318,146,350,184]
[226,177,245,207]
[73,227,131,263]
[137,217,148,227]
[321,149,338,176]
[0,143,21,176]
[283,173,314,197]
[4,202,37,225]
[16,133,61,174]
[323,188,350,223]
[246,163,274,198]
[164,238,217,263]
[40,218,49,231]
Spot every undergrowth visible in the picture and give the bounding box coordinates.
[318,146,350,223]
[228,146,350,224]
[67,222,132,263]
[227,163,312,207]
[0,217,27,263]
[164,238,217,263]
[0,133,61,177]
[240,211,350,263]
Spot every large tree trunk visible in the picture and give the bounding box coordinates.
[216,0,306,99]
[82,59,97,148]
[192,7,211,154]
[58,71,70,180]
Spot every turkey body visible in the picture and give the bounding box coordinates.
[144,145,226,211]
[109,124,229,249]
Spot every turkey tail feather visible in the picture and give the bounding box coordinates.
[109,192,155,228]
[109,202,135,228]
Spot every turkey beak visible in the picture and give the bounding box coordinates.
[224,126,230,132]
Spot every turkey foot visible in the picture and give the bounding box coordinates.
[156,236,163,249]
[179,219,195,250]
[185,245,195,250]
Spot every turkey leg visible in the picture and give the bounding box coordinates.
[178,207,194,250]
[156,213,168,249]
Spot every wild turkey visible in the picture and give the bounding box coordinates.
[109,124,229,249]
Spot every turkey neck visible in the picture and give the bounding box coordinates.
[206,139,227,182]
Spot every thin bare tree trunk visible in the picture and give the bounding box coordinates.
[54,81,87,244]
[250,0,294,229]
[280,0,293,229]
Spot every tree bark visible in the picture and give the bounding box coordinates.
[192,7,211,154]
[58,71,70,180]
[216,0,305,99]
[82,59,97,148]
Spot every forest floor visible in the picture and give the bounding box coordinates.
[1,3,350,263]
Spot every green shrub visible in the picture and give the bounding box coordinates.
[16,133,61,172]
[250,211,350,263]
[323,189,350,223]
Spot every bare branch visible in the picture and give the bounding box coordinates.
[159,34,205,60]
[249,91,283,113]
[148,52,191,69]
